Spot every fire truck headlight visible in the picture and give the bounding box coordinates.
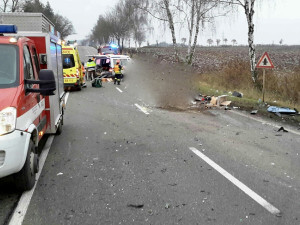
[0,107,16,136]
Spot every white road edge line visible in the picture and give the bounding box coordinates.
[189,147,281,216]
[116,87,123,93]
[9,135,55,225]
[135,103,150,115]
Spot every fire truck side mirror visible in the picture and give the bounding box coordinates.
[38,70,56,96]
[40,54,47,65]
[25,70,56,96]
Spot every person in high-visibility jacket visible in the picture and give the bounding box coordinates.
[81,62,87,87]
[86,58,96,80]
[113,61,123,85]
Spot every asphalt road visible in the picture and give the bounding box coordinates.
[1,54,300,225]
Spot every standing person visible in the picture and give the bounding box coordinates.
[113,60,122,85]
[81,62,87,87]
[86,58,96,81]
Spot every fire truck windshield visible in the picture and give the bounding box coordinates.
[0,44,19,88]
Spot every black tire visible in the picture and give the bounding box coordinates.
[14,140,36,191]
[56,117,63,135]
[77,83,82,91]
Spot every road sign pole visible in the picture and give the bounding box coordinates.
[262,69,266,102]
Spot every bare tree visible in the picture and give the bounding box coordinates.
[0,0,9,12]
[207,38,213,46]
[220,0,257,82]
[137,0,180,61]
[223,38,228,45]
[231,39,237,45]
[180,0,222,64]
[52,14,75,40]
[91,0,147,52]
[11,0,22,12]
[279,38,283,45]
[216,38,221,46]
[181,37,187,46]
[139,0,222,63]
[163,0,179,61]
[1,0,23,12]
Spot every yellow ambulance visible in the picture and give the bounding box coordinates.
[62,44,84,90]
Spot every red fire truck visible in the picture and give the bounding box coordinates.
[0,13,65,191]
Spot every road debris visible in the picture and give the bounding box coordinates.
[127,204,144,209]
[251,110,258,115]
[165,203,171,209]
[268,106,299,115]
[57,172,63,176]
[161,168,167,173]
[206,95,231,108]
[278,127,288,132]
[232,91,243,98]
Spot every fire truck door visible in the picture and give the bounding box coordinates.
[22,45,44,134]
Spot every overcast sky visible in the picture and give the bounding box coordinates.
[41,0,300,46]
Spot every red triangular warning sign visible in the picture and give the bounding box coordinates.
[256,52,274,69]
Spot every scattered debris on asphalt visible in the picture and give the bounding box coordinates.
[278,127,288,132]
[161,168,167,173]
[127,204,144,209]
[251,110,258,115]
[194,94,211,104]
[268,106,299,115]
[206,95,231,108]
[165,203,171,209]
[57,172,63,176]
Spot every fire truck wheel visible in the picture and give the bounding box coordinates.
[77,84,82,91]
[14,140,36,191]
[56,117,63,135]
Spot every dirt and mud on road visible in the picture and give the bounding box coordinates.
[126,56,200,111]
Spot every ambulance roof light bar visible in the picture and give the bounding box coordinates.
[0,25,18,34]
[110,44,118,48]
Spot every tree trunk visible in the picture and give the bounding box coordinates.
[187,1,201,65]
[187,0,195,56]
[117,38,121,49]
[244,0,257,82]
[11,0,19,12]
[1,0,9,12]
[163,0,179,61]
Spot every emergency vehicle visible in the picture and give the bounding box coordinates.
[97,44,120,55]
[0,13,65,191]
[62,42,84,90]
[94,54,131,78]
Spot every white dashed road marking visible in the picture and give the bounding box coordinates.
[116,87,123,93]
[189,147,281,216]
[135,103,150,115]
